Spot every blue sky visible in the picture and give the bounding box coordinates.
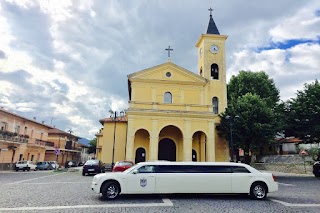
[0,0,319,139]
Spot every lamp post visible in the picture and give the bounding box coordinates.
[225,115,239,162]
[65,129,73,168]
[109,110,124,170]
[68,130,74,160]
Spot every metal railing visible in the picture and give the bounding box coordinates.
[0,134,29,143]
[34,139,54,147]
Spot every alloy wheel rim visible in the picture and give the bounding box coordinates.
[107,185,118,198]
[253,185,265,199]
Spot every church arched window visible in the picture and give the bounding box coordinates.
[212,97,218,114]
[164,92,172,103]
[200,67,203,77]
[211,63,219,79]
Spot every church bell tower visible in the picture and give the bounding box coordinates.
[196,7,228,113]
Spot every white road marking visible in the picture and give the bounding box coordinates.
[278,182,295,186]
[15,182,91,185]
[7,172,66,184]
[0,198,173,211]
[270,199,320,207]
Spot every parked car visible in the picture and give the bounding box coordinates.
[313,161,320,177]
[112,161,134,172]
[91,161,278,200]
[48,161,59,169]
[65,160,77,168]
[15,161,37,171]
[36,161,53,170]
[78,162,84,166]
[83,159,105,176]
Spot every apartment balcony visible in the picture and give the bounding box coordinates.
[34,139,55,147]
[0,134,29,144]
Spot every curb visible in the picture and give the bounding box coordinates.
[261,170,314,177]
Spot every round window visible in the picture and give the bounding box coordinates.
[166,72,171,77]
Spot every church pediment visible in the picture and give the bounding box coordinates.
[128,61,207,85]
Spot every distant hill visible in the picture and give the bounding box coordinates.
[78,138,90,146]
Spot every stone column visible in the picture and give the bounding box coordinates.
[183,119,192,161]
[149,119,158,161]
[183,137,192,161]
[149,136,159,161]
[200,133,206,162]
[125,119,135,162]
[207,121,215,161]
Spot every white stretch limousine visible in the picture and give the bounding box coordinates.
[91,161,278,200]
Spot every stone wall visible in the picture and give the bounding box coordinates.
[252,163,313,174]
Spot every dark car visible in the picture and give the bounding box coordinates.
[112,161,134,172]
[313,161,320,177]
[82,160,105,176]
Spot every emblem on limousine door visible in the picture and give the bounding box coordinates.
[140,178,147,187]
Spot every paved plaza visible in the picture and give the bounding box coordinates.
[0,170,319,213]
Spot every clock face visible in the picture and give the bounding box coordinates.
[210,45,219,54]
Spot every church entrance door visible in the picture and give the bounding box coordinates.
[158,138,176,161]
[135,147,146,164]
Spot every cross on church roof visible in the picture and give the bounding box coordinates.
[208,7,213,16]
[165,45,173,58]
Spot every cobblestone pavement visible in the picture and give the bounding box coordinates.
[0,170,319,213]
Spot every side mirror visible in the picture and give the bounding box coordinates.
[132,169,138,174]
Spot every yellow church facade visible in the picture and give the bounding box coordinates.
[97,11,230,164]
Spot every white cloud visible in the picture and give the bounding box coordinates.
[269,3,320,42]
[0,0,319,139]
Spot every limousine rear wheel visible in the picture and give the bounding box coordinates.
[102,181,120,199]
[250,182,267,200]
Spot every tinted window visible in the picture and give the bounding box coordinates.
[138,165,155,173]
[117,162,133,166]
[232,166,250,173]
[85,160,99,165]
[156,165,231,173]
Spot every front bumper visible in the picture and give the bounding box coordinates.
[91,182,100,194]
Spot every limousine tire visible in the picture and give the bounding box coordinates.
[250,182,267,200]
[102,181,120,199]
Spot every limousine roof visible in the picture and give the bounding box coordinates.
[138,161,250,167]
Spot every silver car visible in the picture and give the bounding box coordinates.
[48,161,59,169]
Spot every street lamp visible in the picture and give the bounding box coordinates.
[225,115,239,162]
[109,110,124,169]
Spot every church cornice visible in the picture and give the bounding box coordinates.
[196,34,228,47]
[126,108,220,121]
[129,78,207,86]
[128,61,206,84]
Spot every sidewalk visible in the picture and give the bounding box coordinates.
[260,170,314,177]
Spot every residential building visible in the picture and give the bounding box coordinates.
[47,128,81,166]
[0,107,53,170]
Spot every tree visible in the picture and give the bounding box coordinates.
[228,71,280,108]
[219,93,277,163]
[87,138,97,154]
[285,80,320,143]
[218,71,281,163]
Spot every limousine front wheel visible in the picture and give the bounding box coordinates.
[102,181,120,199]
[250,182,267,200]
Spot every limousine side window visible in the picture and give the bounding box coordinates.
[156,165,231,173]
[232,166,250,173]
[137,165,155,173]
